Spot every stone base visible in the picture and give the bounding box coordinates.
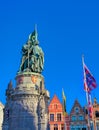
[3,72,49,130]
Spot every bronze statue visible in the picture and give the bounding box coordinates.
[19,27,44,73]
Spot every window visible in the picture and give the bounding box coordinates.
[76,128,80,130]
[75,107,79,113]
[82,128,86,130]
[71,116,76,121]
[57,113,61,121]
[70,125,75,130]
[79,115,84,120]
[50,114,54,121]
[54,124,58,130]
[95,111,99,117]
[61,124,64,130]
[96,122,99,130]
[71,128,75,130]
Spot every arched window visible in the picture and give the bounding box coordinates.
[75,107,79,113]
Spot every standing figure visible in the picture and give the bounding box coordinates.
[19,27,44,73]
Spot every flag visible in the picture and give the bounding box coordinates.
[62,89,66,113]
[83,63,97,92]
[82,56,95,122]
[87,92,93,119]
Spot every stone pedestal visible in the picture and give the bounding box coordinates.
[3,72,49,130]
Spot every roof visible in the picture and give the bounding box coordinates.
[49,94,62,106]
[70,99,83,115]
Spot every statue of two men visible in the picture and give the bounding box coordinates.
[19,29,44,73]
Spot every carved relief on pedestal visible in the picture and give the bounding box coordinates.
[38,95,46,121]
[10,97,38,116]
[15,73,45,96]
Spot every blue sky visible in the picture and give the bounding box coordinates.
[0,0,99,113]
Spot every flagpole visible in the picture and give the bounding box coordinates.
[82,55,90,130]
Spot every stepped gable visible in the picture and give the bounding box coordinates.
[49,95,62,105]
[70,99,84,115]
[69,99,87,130]
[49,95,63,112]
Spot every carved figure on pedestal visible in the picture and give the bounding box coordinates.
[6,81,14,100]
[38,95,46,120]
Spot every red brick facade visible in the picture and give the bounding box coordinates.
[48,95,69,130]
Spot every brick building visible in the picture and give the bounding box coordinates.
[92,98,99,129]
[48,95,69,130]
[69,100,87,130]
[83,98,99,130]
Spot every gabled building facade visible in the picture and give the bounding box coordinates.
[69,100,87,130]
[83,98,99,130]
[92,98,99,129]
[48,95,66,130]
